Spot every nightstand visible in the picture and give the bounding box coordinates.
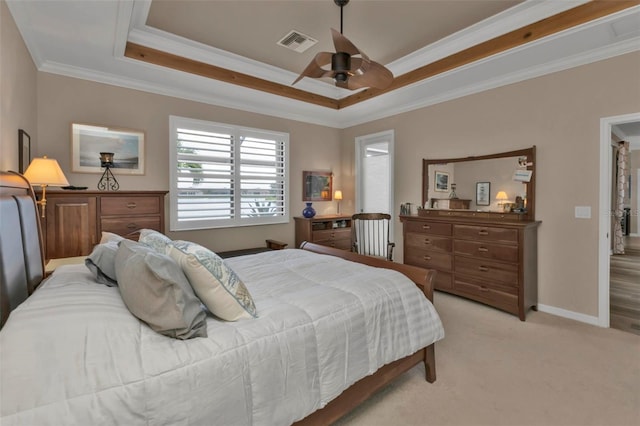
[45,256,87,277]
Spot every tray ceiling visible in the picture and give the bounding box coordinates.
[6,0,640,128]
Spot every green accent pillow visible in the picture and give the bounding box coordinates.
[168,240,257,321]
[115,240,207,339]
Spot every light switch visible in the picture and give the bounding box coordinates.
[575,206,591,219]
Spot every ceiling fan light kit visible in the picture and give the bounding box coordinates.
[293,0,394,90]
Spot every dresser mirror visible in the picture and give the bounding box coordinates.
[422,146,536,221]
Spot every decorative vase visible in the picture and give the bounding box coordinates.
[302,202,316,218]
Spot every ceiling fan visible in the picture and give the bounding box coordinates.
[292,0,394,91]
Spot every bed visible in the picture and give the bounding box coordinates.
[0,171,444,425]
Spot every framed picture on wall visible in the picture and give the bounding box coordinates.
[18,129,31,173]
[71,123,145,174]
[303,170,333,201]
[434,171,449,192]
[476,182,491,206]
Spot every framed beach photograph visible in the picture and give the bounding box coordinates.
[476,182,491,206]
[71,123,145,174]
[303,170,332,201]
[434,171,449,192]
[18,129,31,173]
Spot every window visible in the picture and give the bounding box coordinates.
[170,116,289,231]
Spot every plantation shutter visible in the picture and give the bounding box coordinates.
[170,116,289,230]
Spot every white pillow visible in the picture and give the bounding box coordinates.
[168,240,257,321]
[139,228,172,254]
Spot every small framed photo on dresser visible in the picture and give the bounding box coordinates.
[476,182,490,206]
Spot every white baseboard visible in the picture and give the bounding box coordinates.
[537,304,602,327]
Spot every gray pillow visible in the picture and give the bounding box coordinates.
[115,240,207,339]
[85,241,119,286]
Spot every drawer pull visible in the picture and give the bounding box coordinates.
[477,247,489,252]
[478,230,489,236]
[423,255,432,261]
[478,266,489,272]
[422,225,431,230]
[126,202,137,209]
[423,239,431,245]
[126,223,137,229]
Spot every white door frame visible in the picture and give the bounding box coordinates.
[355,129,395,238]
[598,112,640,327]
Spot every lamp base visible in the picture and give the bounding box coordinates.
[98,167,119,191]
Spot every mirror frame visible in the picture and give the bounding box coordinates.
[422,146,536,221]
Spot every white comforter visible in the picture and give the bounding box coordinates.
[0,249,444,425]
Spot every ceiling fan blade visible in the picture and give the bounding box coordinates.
[344,61,394,90]
[331,28,360,55]
[292,52,335,85]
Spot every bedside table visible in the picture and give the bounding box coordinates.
[45,256,87,277]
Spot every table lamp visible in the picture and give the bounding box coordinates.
[24,156,69,218]
[334,190,343,214]
[496,191,509,211]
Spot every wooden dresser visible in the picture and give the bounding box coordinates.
[294,215,352,250]
[401,213,540,320]
[40,190,167,260]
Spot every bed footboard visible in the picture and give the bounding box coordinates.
[295,241,438,425]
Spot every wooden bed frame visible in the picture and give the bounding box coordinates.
[0,170,437,425]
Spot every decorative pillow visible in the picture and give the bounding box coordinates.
[168,240,257,321]
[85,240,119,286]
[115,240,207,339]
[99,231,124,244]
[139,228,172,254]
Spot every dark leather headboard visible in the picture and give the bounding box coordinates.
[0,171,44,328]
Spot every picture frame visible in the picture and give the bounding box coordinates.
[71,123,145,174]
[303,170,332,201]
[434,171,449,192]
[476,181,491,206]
[18,129,31,174]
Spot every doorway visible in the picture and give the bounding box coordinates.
[355,130,394,232]
[599,113,640,330]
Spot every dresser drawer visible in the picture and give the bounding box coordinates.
[101,217,161,236]
[453,240,518,263]
[313,228,351,242]
[454,276,518,314]
[453,224,518,244]
[406,232,451,253]
[317,238,352,250]
[454,256,518,286]
[101,197,161,216]
[405,249,452,271]
[404,221,452,236]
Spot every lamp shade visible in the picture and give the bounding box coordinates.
[334,190,343,201]
[495,191,508,201]
[24,156,69,186]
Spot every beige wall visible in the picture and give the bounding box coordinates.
[0,0,37,172]
[36,73,342,251]
[5,2,640,318]
[341,52,640,318]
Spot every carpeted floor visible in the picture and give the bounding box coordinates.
[335,292,640,426]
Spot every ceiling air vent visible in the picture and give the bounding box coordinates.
[277,30,318,53]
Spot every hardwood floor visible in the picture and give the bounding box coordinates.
[610,236,640,336]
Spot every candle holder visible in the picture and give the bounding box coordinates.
[97,152,119,191]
